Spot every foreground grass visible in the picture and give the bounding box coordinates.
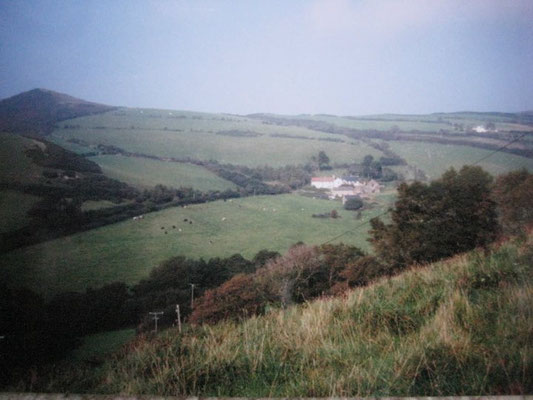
[75,233,531,396]
[1,193,392,297]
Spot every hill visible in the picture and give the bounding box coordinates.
[26,232,533,396]
[0,88,115,135]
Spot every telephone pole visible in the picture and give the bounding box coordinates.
[149,311,164,333]
[190,283,196,309]
[175,304,182,333]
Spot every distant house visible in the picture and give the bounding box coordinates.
[473,125,487,133]
[312,175,381,201]
[311,176,334,189]
[367,179,381,193]
[341,176,359,185]
[311,176,343,189]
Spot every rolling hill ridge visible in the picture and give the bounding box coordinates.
[0,88,115,136]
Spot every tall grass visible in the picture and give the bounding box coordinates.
[33,234,533,396]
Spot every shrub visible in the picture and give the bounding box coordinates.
[344,197,363,210]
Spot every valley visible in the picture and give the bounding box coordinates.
[1,89,532,395]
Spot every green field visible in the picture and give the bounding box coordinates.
[0,132,43,183]
[306,113,533,133]
[0,190,41,233]
[89,155,237,191]
[81,199,122,212]
[69,328,136,362]
[387,141,533,179]
[50,108,383,167]
[1,193,393,297]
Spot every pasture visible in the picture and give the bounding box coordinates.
[81,199,122,212]
[88,155,237,191]
[305,113,533,133]
[1,193,393,298]
[0,132,43,184]
[0,190,41,233]
[50,108,383,167]
[387,141,533,179]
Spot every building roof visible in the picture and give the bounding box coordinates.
[311,176,334,182]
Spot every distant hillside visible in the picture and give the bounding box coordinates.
[0,88,115,135]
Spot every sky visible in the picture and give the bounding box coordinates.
[1,0,532,115]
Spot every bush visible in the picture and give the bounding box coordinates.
[344,197,363,210]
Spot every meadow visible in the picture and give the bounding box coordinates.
[0,190,41,233]
[299,112,533,133]
[387,141,533,179]
[1,193,393,298]
[50,108,383,167]
[88,155,237,191]
[0,132,43,184]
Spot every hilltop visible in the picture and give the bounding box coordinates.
[0,88,115,135]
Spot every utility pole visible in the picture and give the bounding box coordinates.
[175,304,182,333]
[190,283,197,309]
[149,311,164,333]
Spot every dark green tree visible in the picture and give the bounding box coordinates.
[492,168,533,234]
[318,150,331,170]
[344,197,363,210]
[369,166,499,269]
[362,154,374,166]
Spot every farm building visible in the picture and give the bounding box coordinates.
[312,175,382,202]
[311,176,342,189]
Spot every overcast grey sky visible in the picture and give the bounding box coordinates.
[1,0,532,115]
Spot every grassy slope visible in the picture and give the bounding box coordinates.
[1,193,393,297]
[0,132,43,184]
[387,141,533,179]
[50,108,383,167]
[80,200,120,212]
[69,329,136,362]
[0,133,44,234]
[302,113,533,133]
[0,190,41,233]
[90,233,533,396]
[89,155,237,191]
